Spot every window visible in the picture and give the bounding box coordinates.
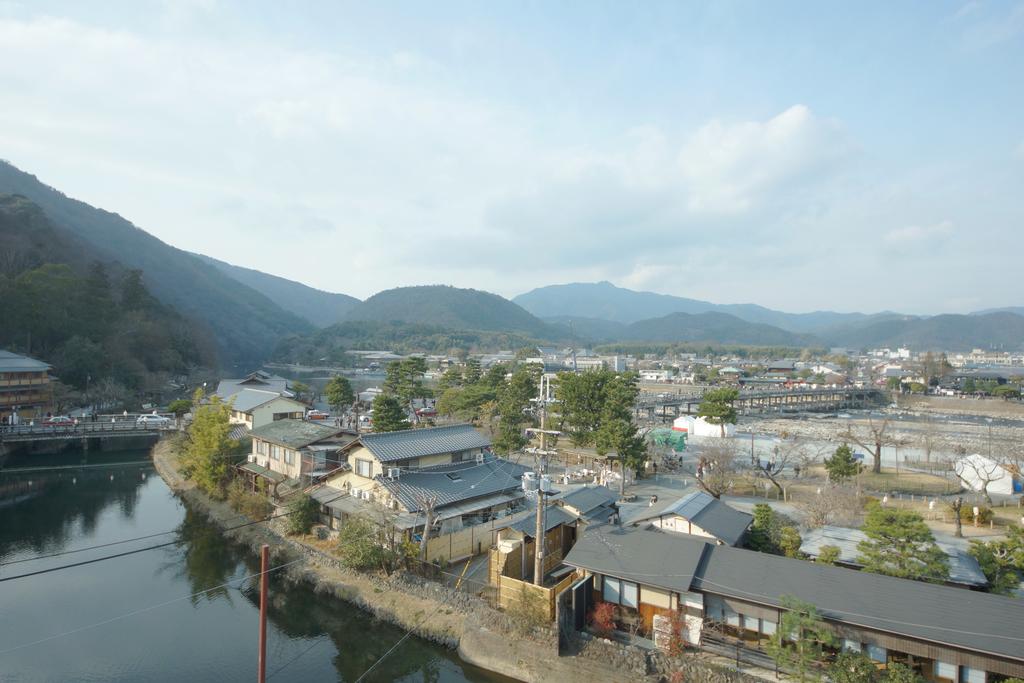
[355,459,372,478]
[284,450,294,465]
[270,445,280,461]
[256,441,266,455]
[603,577,620,604]
[842,639,862,653]
[866,644,886,664]
[959,667,984,683]
[760,620,777,636]
[621,581,638,608]
[934,662,956,683]
[742,615,759,632]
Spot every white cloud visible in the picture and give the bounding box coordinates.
[677,105,852,213]
[883,220,955,245]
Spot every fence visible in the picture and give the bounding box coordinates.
[496,571,579,620]
[422,511,533,564]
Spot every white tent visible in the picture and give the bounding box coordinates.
[954,453,1019,497]
[672,415,735,438]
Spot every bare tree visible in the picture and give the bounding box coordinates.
[917,416,947,464]
[413,492,439,562]
[797,485,863,528]
[752,443,791,496]
[840,417,892,474]
[694,441,739,499]
[954,454,1004,504]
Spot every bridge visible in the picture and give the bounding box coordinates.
[636,386,885,420]
[0,414,176,450]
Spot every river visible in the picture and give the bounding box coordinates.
[0,448,512,683]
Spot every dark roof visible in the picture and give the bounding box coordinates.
[506,506,577,537]
[565,524,1024,663]
[226,388,304,413]
[375,457,527,512]
[357,424,491,463]
[627,489,752,546]
[554,485,618,518]
[249,419,344,449]
[564,524,709,595]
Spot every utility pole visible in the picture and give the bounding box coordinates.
[258,544,269,683]
[526,375,560,586]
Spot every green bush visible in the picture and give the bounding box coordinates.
[227,480,273,520]
[959,505,994,524]
[285,494,320,536]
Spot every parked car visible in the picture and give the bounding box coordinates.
[136,414,171,427]
[307,410,330,420]
[43,415,75,427]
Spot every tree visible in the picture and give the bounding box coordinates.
[765,596,835,682]
[337,516,397,573]
[694,441,738,499]
[840,418,892,474]
[779,526,803,558]
[371,394,408,433]
[413,492,439,562]
[384,356,430,419]
[697,387,739,437]
[857,504,948,583]
[955,455,1004,504]
[493,364,537,454]
[555,370,613,447]
[286,494,320,536]
[463,358,482,385]
[324,375,354,414]
[968,526,1024,595]
[167,398,192,417]
[950,496,964,538]
[746,503,779,553]
[290,380,311,401]
[992,385,1021,400]
[817,545,841,565]
[824,444,862,483]
[798,485,862,528]
[828,651,879,683]
[883,663,925,683]
[594,373,646,481]
[180,389,238,497]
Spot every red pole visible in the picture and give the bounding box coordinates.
[258,544,269,683]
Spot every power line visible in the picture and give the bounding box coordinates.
[266,635,329,680]
[0,557,305,656]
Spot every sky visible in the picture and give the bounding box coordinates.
[1,1,1022,315]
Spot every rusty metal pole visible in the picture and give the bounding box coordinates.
[258,544,269,683]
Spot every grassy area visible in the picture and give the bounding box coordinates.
[806,465,954,496]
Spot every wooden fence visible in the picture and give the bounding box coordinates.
[497,572,579,620]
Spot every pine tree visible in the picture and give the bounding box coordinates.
[371,394,409,432]
[824,444,862,483]
[765,596,835,681]
[324,375,354,413]
[857,504,948,582]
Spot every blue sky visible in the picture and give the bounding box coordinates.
[1,1,1021,314]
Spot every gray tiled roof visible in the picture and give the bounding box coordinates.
[374,456,527,512]
[799,525,988,587]
[565,524,1024,663]
[249,419,344,449]
[554,485,618,518]
[628,489,752,546]
[358,424,491,463]
[506,506,578,537]
[564,524,708,594]
[226,388,303,413]
[215,375,292,399]
[0,350,51,373]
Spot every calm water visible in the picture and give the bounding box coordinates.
[0,449,510,683]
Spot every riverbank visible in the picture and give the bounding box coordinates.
[151,438,767,683]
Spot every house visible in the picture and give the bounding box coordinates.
[223,388,307,430]
[317,424,529,537]
[551,484,618,521]
[215,371,294,400]
[624,489,751,546]
[954,453,1023,496]
[799,525,988,589]
[492,506,580,583]
[239,419,354,496]
[0,350,52,422]
[563,524,1024,681]
[766,360,796,374]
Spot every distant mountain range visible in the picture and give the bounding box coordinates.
[2,160,1022,366]
[194,254,359,328]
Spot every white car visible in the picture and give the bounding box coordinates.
[136,414,171,427]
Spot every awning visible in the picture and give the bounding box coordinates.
[238,462,287,484]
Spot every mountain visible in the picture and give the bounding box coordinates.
[822,313,1024,352]
[194,254,359,328]
[0,161,312,369]
[514,281,889,332]
[344,285,557,338]
[972,306,1024,317]
[541,315,629,344]
[621,312,815,347]
[0,194,217,392]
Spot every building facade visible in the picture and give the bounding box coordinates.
[0,350,52,422]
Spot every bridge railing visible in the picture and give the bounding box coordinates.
[0,417,176,439]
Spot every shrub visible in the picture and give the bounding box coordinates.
[337,515,397,573]
[959,505,994,525]
[589,601,617,638]
[285,494,320,536]
[227,480,273,520]
[817,545,841,565]
[506,584,549,636]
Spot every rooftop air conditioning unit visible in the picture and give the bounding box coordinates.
[387,467,401,480]
[475,453,485,464]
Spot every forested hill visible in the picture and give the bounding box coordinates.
[344,285,557,337]
[0,194,218,400]
[0,160,312,368]
[622,311,815,346]
[194,253,359,328]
